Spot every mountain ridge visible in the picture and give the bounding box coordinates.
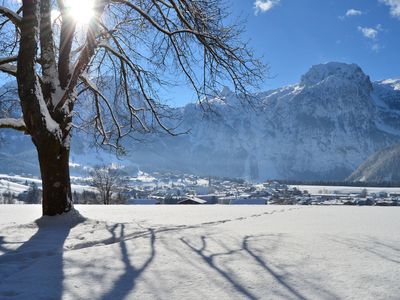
[347,143,400,183]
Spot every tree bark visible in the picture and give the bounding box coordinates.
[36,138,72,216]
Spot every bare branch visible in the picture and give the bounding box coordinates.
[80,72,123,139]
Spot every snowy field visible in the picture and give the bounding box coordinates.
[291,185,400,195]
[0,174,97,195]
[0,205,399,299]
[0,179,29,195]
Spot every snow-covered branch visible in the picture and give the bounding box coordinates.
[55,0,109,111]
[0,56,17,76]
[0,56,17,65]
[0,63,16,76]
[0,118,26,132]
[0,6,21,27]
[39,0,59,105]
[57,0,76,90]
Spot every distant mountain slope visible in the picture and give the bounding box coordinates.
[347,144,400,182]
[125,62,400,180]
[1,62,400,181]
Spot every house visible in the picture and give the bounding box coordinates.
[355,198,375,206]
[177,196,207,205]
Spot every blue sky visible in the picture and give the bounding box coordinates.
[169,0,400,106]
[237,0,400,88]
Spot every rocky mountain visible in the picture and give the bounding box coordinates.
[1,62,400,181]
[124,62,400,180]
[347,144,400,182]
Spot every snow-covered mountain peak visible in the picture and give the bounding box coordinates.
[378,78,400,90]
[300,62,371,90]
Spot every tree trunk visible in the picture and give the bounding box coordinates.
[36,139,73,216]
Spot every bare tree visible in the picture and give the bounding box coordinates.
[0,0,263,215]
[90,165,126,205]
[20,182,42,204]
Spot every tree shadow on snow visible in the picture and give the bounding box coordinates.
[0,217,82,299]
[242,236,308,300]
[100,224,156,300]
[0,236,10,254]
[180,234,339,300]
[181,235,258,300]
[330,236,400,265]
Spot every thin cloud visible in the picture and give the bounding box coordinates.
[339,8,363,20]
[254,0,281,15]
[371,43,384,52]
[358,26,379,39]
[346,9,363,17]
[379,0,400,18]
[357,25,384,52]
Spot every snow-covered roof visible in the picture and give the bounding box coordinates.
[178,196,207,204]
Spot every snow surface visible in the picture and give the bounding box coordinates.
[0,205,399,299]
[0,174,97,194]
[0,179,29,195]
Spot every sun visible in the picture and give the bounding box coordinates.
[64,0,95,25]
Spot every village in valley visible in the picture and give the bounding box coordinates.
[1,170,400,206]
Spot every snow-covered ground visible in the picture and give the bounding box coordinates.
[0,174,97,195]
[0,205,399,299]
[0,179,29,195]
